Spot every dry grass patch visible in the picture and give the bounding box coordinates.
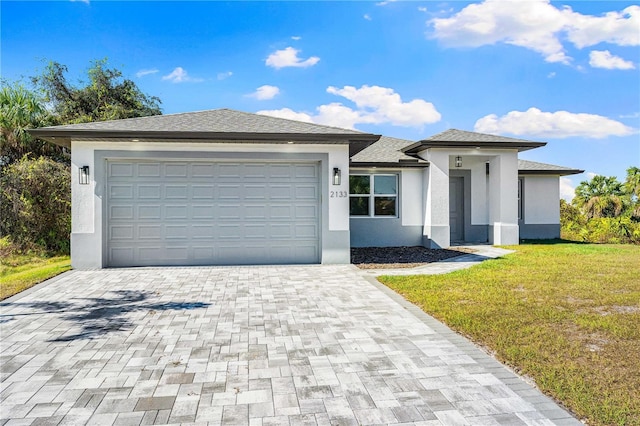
[379,243,640,426]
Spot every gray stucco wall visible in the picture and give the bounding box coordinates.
[350,218,424,247]
[519,224,560,240]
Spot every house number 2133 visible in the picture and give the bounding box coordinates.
[330,191,348,198]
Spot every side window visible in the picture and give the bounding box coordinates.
[518,177,524,221]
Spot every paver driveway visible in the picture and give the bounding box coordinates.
[0,266,579,425]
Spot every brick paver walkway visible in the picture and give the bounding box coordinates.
[0,265,580,425]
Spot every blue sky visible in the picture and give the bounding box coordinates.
[2,0,639,199]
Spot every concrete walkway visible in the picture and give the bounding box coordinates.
[0,262,580,425]
[360,245,515,276]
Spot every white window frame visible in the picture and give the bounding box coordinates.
[349,173,399,218]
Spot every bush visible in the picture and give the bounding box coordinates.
[0,157,70,253]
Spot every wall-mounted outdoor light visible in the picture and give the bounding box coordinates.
[455,156,462,168]
[79,166,90,185]
[333,168,341,185]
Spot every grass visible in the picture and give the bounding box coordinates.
[0,253,71,300]
[379,242,640,426]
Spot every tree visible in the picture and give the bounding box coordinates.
[0,157,71,252]
[573,175,626,219]
[31,59,162,124]
[0,83,67,168]
[623,167,640,219]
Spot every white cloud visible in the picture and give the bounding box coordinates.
[376,0,397,6]
[418,7,428,13]
[247,85,280,100]
[136,68,159,78]
[217,71,233,80]
[326,85,441,127]
[430,0,639,65]
[364,14,372,21]
[620,112,640,119]
[589,50,635,70]
[585,171,598,180]
[291,36,301,41]
[265,47,320,69]
[70,0,90,4]
[256,108,314,123]
[258,85,441,130]
[474,107,636,139]
[560,177,576,201]
[547,72,556,78]
[566,5,640,48]
[162,67,203,83]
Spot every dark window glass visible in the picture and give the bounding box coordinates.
[349,175,370,195]
[350,197,370,216]
[374,197,396,216]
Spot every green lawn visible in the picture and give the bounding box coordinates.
[0,254,71,300]
[380,243,640,426]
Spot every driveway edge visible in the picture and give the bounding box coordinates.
[358,270,581,425]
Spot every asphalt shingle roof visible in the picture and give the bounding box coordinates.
[518,159,583,175]
[35,108,368,135]
[424,129,537,143]
[350,136,421,165]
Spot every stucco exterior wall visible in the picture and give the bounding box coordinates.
[522,175,560,224]
[349,168,426,248]
[70,140,351,269]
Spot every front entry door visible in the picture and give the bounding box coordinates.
[449,177,464,242]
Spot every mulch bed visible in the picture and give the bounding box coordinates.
[351,246,474,269]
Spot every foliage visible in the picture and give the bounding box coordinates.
[31,59,162,124]
[573,175,625,219]
[564,170,640,244]
[0,157,71,253]
[380,243,640,426]
[0,83,68,168]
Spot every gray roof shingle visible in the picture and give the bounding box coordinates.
[34,108,368,135]
[424,129,536,143]
[402,129,546,154]
[518,159,583,175]
[351,136,424,166]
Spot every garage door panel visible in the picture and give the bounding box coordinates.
[110,225,134,240]
[109,185,133,199]
[192,163,215,177]
[165,163,188,177]
[110,163,134,177]
[107,160,320,267]
[138,205,161,219]
[165,206,188,219]
[165,185,189,199]
[138,163,160,177]
[192,205,215,219]
[192,185,215,199]
[138,185,161,199]
[138,225,162,240]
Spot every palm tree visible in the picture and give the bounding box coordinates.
[573,175,625,219]
[0,83,61,168]
[623,167,640,219]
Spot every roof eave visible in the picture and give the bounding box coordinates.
[28,129,381,154]
[402,141,547,154]
[349,161,429,169]
[519,169,584,176]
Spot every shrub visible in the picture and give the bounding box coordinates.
[0,157,70,253]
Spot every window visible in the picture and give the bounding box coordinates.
[349,174,398,217]
[518,177,524,221]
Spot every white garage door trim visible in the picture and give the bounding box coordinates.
[106,159,320,267]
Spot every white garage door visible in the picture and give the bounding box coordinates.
[106,160,320,267]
